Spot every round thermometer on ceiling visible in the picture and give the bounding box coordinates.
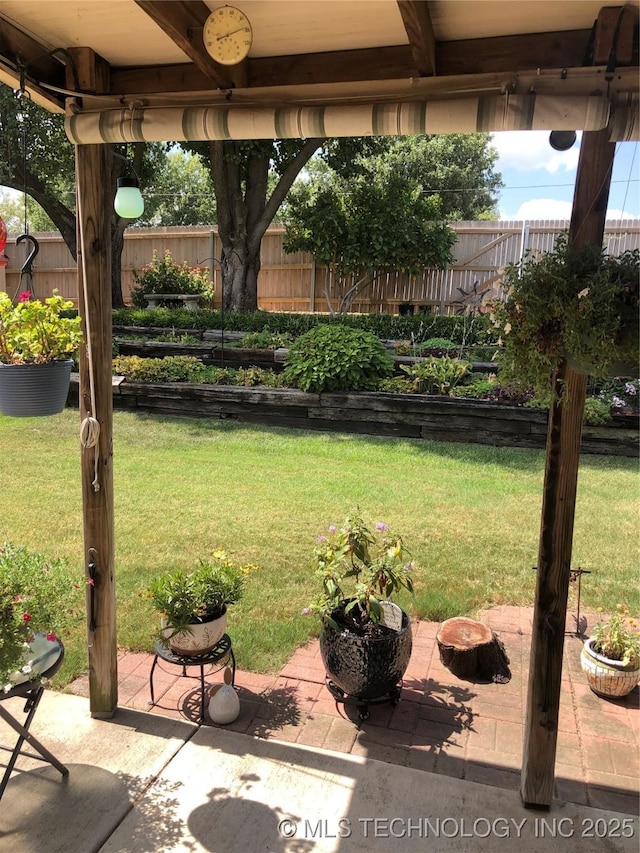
[203,6,253,66]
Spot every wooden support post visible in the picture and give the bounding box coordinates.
[521,128,616,807]
[76,143,117,718]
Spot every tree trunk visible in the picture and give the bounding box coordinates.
[110,220,126,308]
[437,618,497,681]
[209,138,325,313]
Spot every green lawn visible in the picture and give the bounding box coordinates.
[0,409,637,686]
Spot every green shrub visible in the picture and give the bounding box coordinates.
[234,367,288,388]
[419,338,458,350]
[113,355,206,382]
[112,307,498,345]
[284,325,393,393]
[451,374,497,398]
[400,357,470,395]
[583,397,613,426]
[131,250,214,309]
[239,328,294,349]
[377,376,415,394]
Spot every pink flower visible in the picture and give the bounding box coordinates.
[46,632,58,642]
[18,291,31,302]
[328,525,337,534]
[375,522,389,532]
[22,612,32,622]
[87,577,95,586]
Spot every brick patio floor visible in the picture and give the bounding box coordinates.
[70,605,639,816]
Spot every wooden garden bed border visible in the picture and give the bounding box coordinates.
[67,376,638,457]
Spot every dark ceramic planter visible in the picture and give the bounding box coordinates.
[0,360,73,417]
[319,607,412,702]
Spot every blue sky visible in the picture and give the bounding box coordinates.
[491,132,639,221]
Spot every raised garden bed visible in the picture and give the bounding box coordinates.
[66,377,638,457]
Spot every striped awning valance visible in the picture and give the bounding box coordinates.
[64,93,638,144]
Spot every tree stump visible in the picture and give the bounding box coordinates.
[437,617,508,681]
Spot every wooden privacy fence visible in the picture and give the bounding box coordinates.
[2,220,639,314]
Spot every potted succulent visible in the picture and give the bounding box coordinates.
[580,605,640,698]
[0,543,83,693]
[149,552,251,655]
[492,235,639,394]
[304,512,414,718]
[0,290,83,417]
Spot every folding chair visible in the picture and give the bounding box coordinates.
[0,638,68,800]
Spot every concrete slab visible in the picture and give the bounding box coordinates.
[0,691,637,853]
[0,691,195,853]
[102,726,638,853]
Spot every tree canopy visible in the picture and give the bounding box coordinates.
[281,134,501,313]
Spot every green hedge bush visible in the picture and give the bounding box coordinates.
[112,307,497,344]
[283,325,393,393]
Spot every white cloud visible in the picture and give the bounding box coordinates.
[500,198,640,221]
[491,131,580,173]
[502,198,573,221]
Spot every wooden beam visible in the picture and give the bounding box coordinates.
[0,18,67,110]
[76,143,117,719]
[65,47,110,95]
[397,0,437,76]
[134,0,246,89]
[106,26,601,98]
[594,5,638,65]
[521,128,616,808]
[436,29,594,76]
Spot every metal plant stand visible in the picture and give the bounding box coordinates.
[325,677,403,722]
[149,634,235,723]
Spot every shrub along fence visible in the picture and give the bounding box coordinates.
[5,220,639,314]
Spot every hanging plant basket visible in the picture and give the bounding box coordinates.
[0,360,73,417]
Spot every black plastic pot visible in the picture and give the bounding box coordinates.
[319,607,412,703]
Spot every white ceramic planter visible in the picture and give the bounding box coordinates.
[162,608,227,656]
[580,638,640,698]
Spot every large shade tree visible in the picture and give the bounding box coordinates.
[283,166,456,314]
[282,133,501,312]
[185,139,325,313]
[321,134,502,221]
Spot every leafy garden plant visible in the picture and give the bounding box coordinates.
[399,357,470,395]
[0,291,82,364]
[304,512,414,635]
[492,235,639,392]
[0,543,83,690]
[592,605,640,667]
[148,553,254,639]
[284,324,393,392]
[131,249,213,308]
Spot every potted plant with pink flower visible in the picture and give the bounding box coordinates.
[0,543,82,692]
[304,511,415,719]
